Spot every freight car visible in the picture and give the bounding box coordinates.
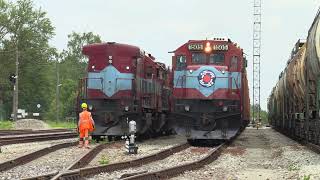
[169,38,250,142]
[76,42,172,140]
[268,10,320,145]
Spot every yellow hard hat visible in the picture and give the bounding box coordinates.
[81,103,88,109]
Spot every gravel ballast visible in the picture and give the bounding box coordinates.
[0,143,90,179]
[13,119,49,130]
[173,128,320,180]
[88,135,187,167]
[0,138,77,163]
[88,145,210,179]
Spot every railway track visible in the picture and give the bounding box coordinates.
[22,142,120,180]
[24,142,189,180]
[122,143,226,180]
[0,132,78,146]
[0,129,75,136]
[0,141,77,172]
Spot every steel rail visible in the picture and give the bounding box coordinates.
[122,143,226,180]
[23,142,117,180]
[0,132,78,146]
[24,142,189,180]
[0,142,77,172]
[0,129,75,136]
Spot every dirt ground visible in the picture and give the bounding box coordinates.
[174,127,320,180]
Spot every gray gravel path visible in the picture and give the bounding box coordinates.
[173,128,320,180]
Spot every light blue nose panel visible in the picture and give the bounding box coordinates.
[88,65,134,97]
[174,66,241,97]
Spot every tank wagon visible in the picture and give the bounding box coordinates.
[77,42,172,139]
[268,10,320,145]
[169,38,250,142]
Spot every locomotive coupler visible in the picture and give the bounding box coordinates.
[122,118,138,154]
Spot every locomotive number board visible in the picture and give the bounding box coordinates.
[188,43,229,51]
[188,44,204,51]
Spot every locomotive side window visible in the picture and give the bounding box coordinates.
[209,53,225,65]
[146,66,153,78]
[176,55,186,70]
[230,56,238,71]
[192,53,206,64]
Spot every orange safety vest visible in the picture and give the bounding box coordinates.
[79,110,94,132]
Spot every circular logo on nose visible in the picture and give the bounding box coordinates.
[198,70,216,87]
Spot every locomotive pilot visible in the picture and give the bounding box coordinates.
[78,103,95,148]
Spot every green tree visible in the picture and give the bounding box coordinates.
[0,0,56,119]
[46,32,101,120]
[250,104,268,125]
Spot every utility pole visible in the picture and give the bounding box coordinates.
[56,59,60,122]
[12,40,19,121]
[252,0,262,123]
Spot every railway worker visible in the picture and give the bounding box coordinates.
[78,103,95,148]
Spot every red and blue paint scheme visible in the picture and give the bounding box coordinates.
[170,38,250,141]
[77,42,172,139]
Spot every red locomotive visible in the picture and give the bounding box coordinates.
[170,38,250,142]
[77,42,172,140]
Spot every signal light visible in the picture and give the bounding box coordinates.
[9,74,16,84]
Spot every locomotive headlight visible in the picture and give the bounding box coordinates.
[189,69,193,74]
[108,56,113,64]
[88,105,93,111]
[184,105,190,112]
[204,42,212,53]
[124,106,129,112]
[221,69,225,74]
[126,66,130,70]
[223,106,228,112]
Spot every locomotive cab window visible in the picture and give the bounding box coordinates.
[209,53,225,65]
[176,55,186,70]
[192,53,206,64]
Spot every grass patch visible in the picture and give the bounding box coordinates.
[288,164,299,171]
[45,120,77,129]
[0,120,13,129]
[98,155,109,165]
[302,175,311,180]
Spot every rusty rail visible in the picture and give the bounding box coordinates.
[23,142,119,180]
[25,142,189,180]
[122,143,226,180]
[0,142,77,172]
[0,129,75,136]
[0,132,78,146]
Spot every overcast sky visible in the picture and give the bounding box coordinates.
[32,0,320,110]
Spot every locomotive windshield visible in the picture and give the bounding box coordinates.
[191,52,225,65]
[209,53,225,65]
[192,53,206,64]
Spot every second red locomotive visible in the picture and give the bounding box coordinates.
[170,38,250,141]
[77,42,172,139]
